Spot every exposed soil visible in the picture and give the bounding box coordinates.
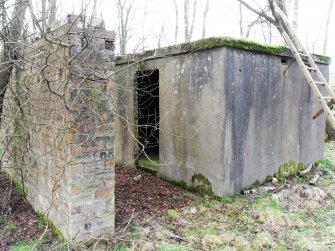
[0,173,55,251]
[115,166,195,228]
[0,166,195,250]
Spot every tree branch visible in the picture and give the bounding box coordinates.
[237,0,276,25]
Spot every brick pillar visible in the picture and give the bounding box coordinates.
[65,15,115,241]
[2,15,115,242]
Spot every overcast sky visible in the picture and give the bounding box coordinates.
[57,0,335,71]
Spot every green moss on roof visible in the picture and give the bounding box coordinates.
[313,54,332,64]
[169,37,287,55]
[115,37,331,65]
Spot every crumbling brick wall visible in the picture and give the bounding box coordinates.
[2,15,115,242]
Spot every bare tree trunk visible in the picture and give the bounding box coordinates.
[292,0,299,31]
[202,0,209,38]
[41,0,46,31]
[189,0,197,41]
[48,0,57,28]
[0,0,27,124]
[323,0,334,54]
[184,0,197,42]
[173,0,178,44]
[274,0,287,15]
[116,0,135,54]
[239,1,243,38]
[157,25,164,48]
[244,16,261,39]
[142,0,148,52]
[184,0,189,41]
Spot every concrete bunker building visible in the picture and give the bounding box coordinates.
[2,17,329,241]
[115,37,328,196]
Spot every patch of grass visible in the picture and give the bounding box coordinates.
[36,212,64,242]
[254,195,280,211]
[9,237,49,251]
[108,142,335,250]
[166,209,177,218]
[221,197,234,203]
[156,244,186,251]
[38,216,45,229]
[2,223,17,237]
[315,158,335,170]
[252,232,275,250]
[324,142,333,152]
[183,225,217,239]
[286,228,329,251]
[12,178,26,197]
[109,247,128,251]
[138,158,159,170]
[0,215,6,224]
[10,241,36,251]
[315,151,335,186]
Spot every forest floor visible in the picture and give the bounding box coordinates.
[0,142,335,250]
[0,174,57,251]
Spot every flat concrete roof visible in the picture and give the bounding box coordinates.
[116,37,331,66]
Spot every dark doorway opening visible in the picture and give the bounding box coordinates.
[136,69,159,169]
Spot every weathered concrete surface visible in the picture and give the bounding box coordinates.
[115,40,327,196]
[114,66,137,167]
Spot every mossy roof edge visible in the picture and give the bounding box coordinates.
[115,36,331,65]
[170,37,287,55]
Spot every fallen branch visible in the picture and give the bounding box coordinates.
[309,171,322,186]
[122,209,136,234]
[299,163,313,176]
[270,183,288,194]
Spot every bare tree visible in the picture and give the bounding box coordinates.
[0,0,28,124]
[292,0,299,31]
[40,0,58,31]
[116,0,135,54]
[184,0,197,42]
[239,1,243,38]
[237,0,292,30]
[237,0,275,25]
[172,0,178,44]
[238,1,266,39]
[323,0,334,54]
[201,0,209,38]
[48,0,57,28]
[157,25,165,48]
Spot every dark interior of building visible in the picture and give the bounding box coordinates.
[136,69,160,167]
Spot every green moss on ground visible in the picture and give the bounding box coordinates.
[274,160,304,181]
[12,178,26,197]
[138,158,159,170]
[36,212,64,243]
[9,235,50,251]
[191,173,214,196]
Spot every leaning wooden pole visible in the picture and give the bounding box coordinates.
[271,2,335,129]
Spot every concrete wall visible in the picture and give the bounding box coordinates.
[114,66,137,167]
[2,16,115,242]
[115,44,327,196]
